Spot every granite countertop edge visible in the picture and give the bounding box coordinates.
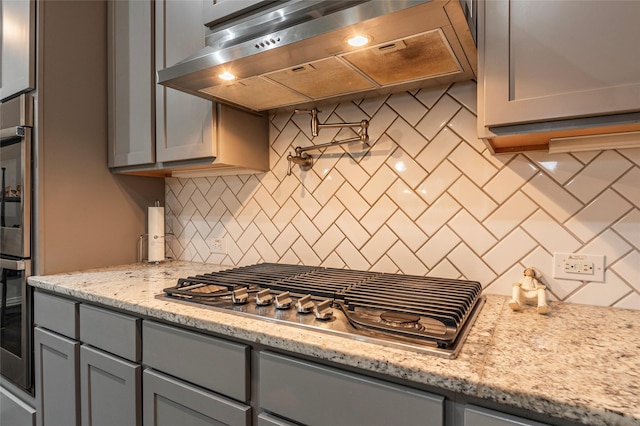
[27,261,640,426]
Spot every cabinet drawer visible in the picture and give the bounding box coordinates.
[0,385,36,426]
[464,405,550,426]
[142,321,249,402]
[79,304,141,362]
[257,412,297,426]
[259,351,444,426]
[33,291,79,339]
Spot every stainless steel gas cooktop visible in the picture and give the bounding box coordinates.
[158,263,485,358]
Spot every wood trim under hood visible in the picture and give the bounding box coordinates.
[157,0,477,113]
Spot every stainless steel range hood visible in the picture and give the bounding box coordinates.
[157,0,477,113]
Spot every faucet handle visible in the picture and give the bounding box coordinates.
[286,152,294,176]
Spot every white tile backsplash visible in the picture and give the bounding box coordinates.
[521,210,582,253]
[448,210,497,255]
[566,189,633,242]
[613,166,640,207]
[522,172,582,223]
[416,94,461,140]
[483,155,538,204]
[565,150,631,203]
[166,81,640,310]
[483,192,538,239]
[610,251,640,291]
[448,176,498,221]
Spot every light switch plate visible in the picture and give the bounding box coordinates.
[552,253,605,282]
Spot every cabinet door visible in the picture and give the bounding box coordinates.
[80,345,141,426]
[155,0,215,163]
[481,0,640,127]
[464,405,550,426]
[107,0,155,167]
[143,369,250,426]
[34,327,80,426]
[0,0,35,101]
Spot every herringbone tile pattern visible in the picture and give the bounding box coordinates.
[165,81,640,309]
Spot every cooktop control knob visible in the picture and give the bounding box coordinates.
[314,299,333,320]
[275,291,292,309]
[232,287,249,304]
[296,294,314,314]
[255,289,274,306]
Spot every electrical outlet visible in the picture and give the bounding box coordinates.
[211,237,227,254]
[552,253,605,282]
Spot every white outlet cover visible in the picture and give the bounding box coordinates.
[211,238,227,254]
[552,253,605,282]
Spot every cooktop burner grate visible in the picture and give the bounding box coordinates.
[269,268,380,298]
[160,263,485,358]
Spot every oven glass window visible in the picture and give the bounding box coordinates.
[0,267,25,357]
[1,139,24,230]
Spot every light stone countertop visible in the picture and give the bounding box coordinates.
[28,261,640,426]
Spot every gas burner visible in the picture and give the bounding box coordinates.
[159,263,485,358]
[379,311,423,330]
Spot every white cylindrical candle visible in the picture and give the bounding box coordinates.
[148,206,165,262]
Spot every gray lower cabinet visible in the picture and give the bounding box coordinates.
[259,351,444,426]
[0,385,36,426]
[80,345,141,426]
[30,292,570,426]
[464,405,549,426]
[257,412,297,426]
[34,291,142,426]
[143,369,251,426]
[34,327,80,426]
[142,320,250,402]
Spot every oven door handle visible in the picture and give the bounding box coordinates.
[0,258,27,271]
[0,126,27,142]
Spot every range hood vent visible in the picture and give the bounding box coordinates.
[157,0,477,113]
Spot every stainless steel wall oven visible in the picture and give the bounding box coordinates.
[0,94,33,394]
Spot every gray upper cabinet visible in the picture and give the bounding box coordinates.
[155,0,215,164]
[201,0,267,26]
[478,0,640,152]
[481,0,640,127]
[0,0,36,101]
[108,0,269,177]
[107,0,155,168]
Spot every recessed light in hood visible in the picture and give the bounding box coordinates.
[157,0,477,113]
[347,34,371,47]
